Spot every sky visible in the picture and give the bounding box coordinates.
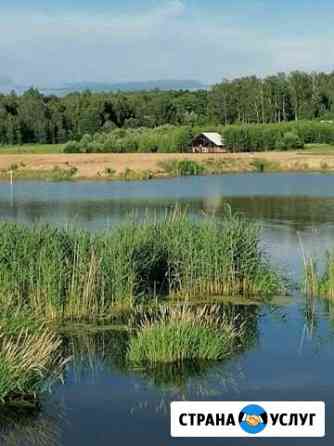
[1,0,334,86]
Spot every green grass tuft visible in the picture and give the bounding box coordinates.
[127,304,244,365]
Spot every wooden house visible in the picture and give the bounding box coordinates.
[192,132,225,153]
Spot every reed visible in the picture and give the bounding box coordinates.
[303,251,334,299]
[0,211,283,321]
[127,304,245,365]
[0,327,66,405]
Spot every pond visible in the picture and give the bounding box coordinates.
[1,172,334,445]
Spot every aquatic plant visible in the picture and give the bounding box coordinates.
[127,304,244,365]
[303,251,334,299]
[0,327,66,405]
[0,210,283,320]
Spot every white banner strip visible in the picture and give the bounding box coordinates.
[171,401,325,438]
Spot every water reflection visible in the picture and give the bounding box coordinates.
[0,404,63,446]
[2,194,334,231]
[2,299,334,445]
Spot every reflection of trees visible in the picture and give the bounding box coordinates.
[0,403,63,446]
[204,196,334,232]
[0,198,202,229]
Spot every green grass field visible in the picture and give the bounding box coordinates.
[0,144,65,154]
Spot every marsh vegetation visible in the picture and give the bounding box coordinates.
[0,208,282,407]
[0,210,282,322]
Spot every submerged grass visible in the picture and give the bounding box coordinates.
[127,304,244,365]
[0,210,283,321]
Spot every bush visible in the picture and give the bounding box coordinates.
[63,141,80,153]
[275,138,286,151]
[283,131,304,150]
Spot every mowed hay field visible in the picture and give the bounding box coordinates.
[0,148,334,179]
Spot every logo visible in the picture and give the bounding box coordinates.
[239,404,268,434]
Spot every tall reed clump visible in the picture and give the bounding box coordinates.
[127,304,244,365]
[303,251,334,299]
[0,327,66,405]
[166,211,283,298]
[0,223,108,320]
[0,211,283,321]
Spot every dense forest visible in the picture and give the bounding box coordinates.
[1,71,334,145]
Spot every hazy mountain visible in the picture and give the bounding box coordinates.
[42,80,207,95]
[0,79,207,96]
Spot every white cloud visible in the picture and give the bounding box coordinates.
[0,0,333,86]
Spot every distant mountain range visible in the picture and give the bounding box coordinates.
[0,79,207,95]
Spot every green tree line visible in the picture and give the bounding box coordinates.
[2,70,334,145]
[0,88,208,145]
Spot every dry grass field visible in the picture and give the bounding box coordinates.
[0,151,333,180]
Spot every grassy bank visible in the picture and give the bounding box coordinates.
[0,211,283,321]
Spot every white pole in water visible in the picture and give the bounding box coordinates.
[9,170,14,207]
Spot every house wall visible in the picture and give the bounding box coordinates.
[192,145,226,153]
[192,135,225,153]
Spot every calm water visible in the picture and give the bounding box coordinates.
[1,173,334,445]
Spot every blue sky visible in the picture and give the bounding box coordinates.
[1,0,334,86]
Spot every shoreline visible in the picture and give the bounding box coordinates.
[0,151,334,181]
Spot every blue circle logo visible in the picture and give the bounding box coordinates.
[239,404,268,434]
